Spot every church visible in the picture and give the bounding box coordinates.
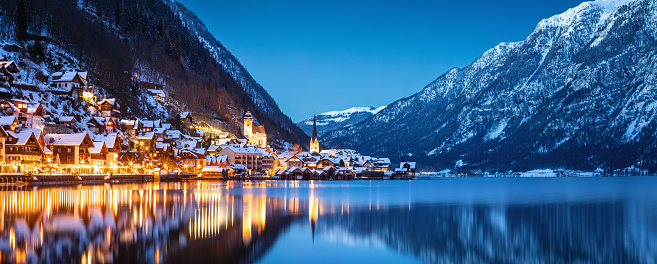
[243,111,267,148]
[310,113,320,153]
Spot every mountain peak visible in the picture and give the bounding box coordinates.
[324,0,657,171]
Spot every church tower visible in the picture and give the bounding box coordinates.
[243,111,253,139]
[310,113,320,153]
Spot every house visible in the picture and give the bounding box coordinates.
[242,111,267,148]
[140,119,160,133]
[89,141,108,168]
[286,155,303,168]
[147,89,166,101]
[180,149,206,172]
[58,116,77,128]
[219,146,263,174]
[180,112,193,126]
[132,132,156,159]
[395,162,417,178]
[372,158,392,172]
[0,61,21,85]
[262,153,277,175]
[165,130,182,147]
[119,119,141,137]
[206,145,223,156]
[51,71,88,99]
[0,125,8,163]
[97,96,120,118]
[88,117,116,134]
[94,133,121,167]
[0,116,18,131]
[5,130,44,165]
[45,133,95,165]
[26,103,45,128]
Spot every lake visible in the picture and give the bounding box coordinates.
[1,177,657,263]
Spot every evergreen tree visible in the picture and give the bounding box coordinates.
[15,0,28,41]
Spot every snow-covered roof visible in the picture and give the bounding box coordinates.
[134,132,155,140]
[93,133,119,149]
[400,162,417,169]
[89,141,107,154]
[22,128,43,140]
[0,115,16,126]
[7,131,35,145]
[59,116,76,123]
[42,146,53,155]
[156,143,170,151]
[0,61,21,73]
[180,112,190,118]
[27,103,42,114]
[207,145,222,152]
[52,72,86,85]
[46,133,94,147]
[220,146,263,155]
[98,98,118,107]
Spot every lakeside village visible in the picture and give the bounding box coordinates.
[0,60,417,181]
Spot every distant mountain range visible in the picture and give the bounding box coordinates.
[296,106,385,139]
[324,0,657,172]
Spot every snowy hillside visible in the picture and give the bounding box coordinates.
[325,0,657,171]
[296,106,385,138]
[0,0,310,149]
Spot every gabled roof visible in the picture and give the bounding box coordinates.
[59,116,76,123]
[94,133,119,149]
[134,132,155,140]
[7,131,36,145]
[27,103,43,114]
[219,146,263,155]
[45,133,94,147]
[52,71,87,85]
[98,98,118,107]
[89,141,107,154]
[207,145,223,152]
[0,115,17,126]
[400,162,417,169]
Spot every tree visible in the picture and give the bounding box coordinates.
[15,0,28,41]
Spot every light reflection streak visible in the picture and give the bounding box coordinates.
[0,181,338,263]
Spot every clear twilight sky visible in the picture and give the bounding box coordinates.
[175,0,588,122]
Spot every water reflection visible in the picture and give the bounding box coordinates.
[0,178,656,263]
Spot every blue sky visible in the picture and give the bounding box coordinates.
[176,0,588,122]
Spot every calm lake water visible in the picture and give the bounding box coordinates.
[1,177,657,263]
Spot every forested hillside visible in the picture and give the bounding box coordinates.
[0,0,309,148]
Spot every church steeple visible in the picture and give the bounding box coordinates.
[310,113,320,153]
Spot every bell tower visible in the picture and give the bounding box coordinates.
[244,111,253,139]
[310,113,320,153]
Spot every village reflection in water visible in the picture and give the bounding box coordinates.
[1,179,657,263]
[0,181,348,263]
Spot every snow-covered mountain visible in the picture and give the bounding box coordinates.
[296,106,385,138]
[324,0,657,172]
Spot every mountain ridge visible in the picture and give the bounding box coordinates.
[324,0,657,172]
[296,106,385,139]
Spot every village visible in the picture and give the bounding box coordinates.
[0,60,417,181]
